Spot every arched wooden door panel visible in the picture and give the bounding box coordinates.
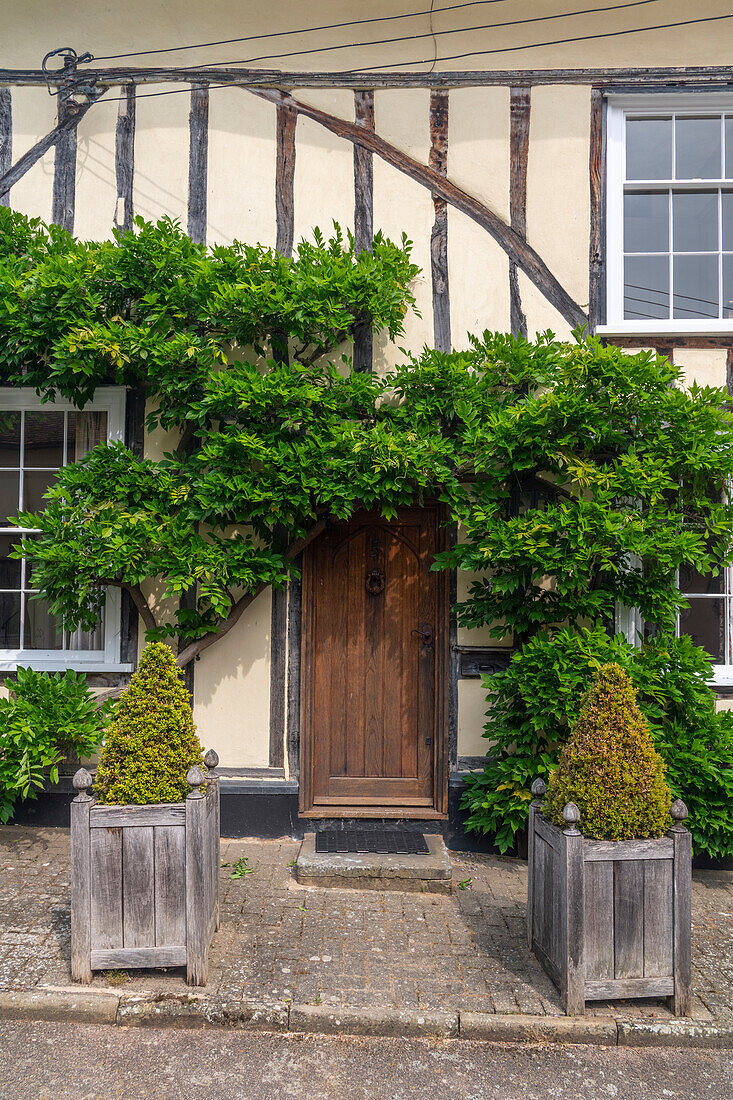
[300,507,447,816]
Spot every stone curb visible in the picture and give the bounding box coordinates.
[1,990,732,1049]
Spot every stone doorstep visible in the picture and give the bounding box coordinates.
[1,991,733,1048]
[293,834,452,894]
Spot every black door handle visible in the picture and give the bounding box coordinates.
[411,625,434,645]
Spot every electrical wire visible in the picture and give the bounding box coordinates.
[128,0,665,73]
[90,11,733,106]
[90,0,517,62]
[345,12,733,71]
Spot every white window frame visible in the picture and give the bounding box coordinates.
[0,387,132,673]
[599,93,733,338]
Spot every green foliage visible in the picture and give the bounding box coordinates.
[545,663,671,841]
[0,667,110,822]
[95,642,204,805]
[461,628,733,858]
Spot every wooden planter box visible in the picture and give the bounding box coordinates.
[527,782,692,1016]
[70,754,220,986]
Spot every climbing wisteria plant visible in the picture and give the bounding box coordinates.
[1,207,733,855]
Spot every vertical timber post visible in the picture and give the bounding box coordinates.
[588,87,605,334]
[561,802,585,1015]
[429,90,451,352]
[52,95,77,234]
[669,799,692,1016]
[204,749,221,932]
[527,778,547,949]
[0,88,11,206]
[353,89,375,372]
[188,83,209,244]
[70,768,94,983]
[185,765,208,986]
[509,87,530,338]
[114,85,135,232]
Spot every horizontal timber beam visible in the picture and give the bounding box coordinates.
[247,86,587,328]
[0,65,732,90]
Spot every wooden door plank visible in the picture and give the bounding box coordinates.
[382,528,403,778]
[584,860,614,981]
[90,827,123,951]
[643,859,673,978]
[346,525,366,779]
[614,860,644,979]
[364,527,385,778]
[122,826,155,948]
[416,518,435,798]
[154,826,186,947]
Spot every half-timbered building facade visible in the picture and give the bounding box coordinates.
[1,1,732,836]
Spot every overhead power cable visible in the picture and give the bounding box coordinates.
[346,12,733,71]
[156,0,664,72]
[90,11,733,106]
[90,0,517,62]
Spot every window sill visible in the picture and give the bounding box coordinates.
[0,661,133,674]
[597,323,733,338]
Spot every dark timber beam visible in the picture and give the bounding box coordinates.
[429,90,451,353]
[509,87,530,338]
[248,86,588,329]
[188,83,209,244]
[0,95,99,197]
[114,85,135,231]
[52,97,78,233]
[0,88,10,205]
[275,104,296,257]
[2,65,732,89]
[353,89,374,372]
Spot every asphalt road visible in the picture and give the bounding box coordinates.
[0,1021,730,1100]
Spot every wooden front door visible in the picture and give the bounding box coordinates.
[300,507,447,816]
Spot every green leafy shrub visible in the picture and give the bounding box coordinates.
[95,642,204,805]
[461,627,733,858]
[0,667,110,822]
[544,663,671,840]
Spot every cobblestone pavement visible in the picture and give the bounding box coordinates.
[0,827,731,1023]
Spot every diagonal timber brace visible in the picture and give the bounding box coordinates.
[246,86,588,329]
[0,94,101,198]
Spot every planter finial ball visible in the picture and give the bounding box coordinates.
[72,767,92,793]
[187,765,205,789]
[562,802,581,835]
[531,778,547,798]
[204,749,219,771]
[670,798,689,823]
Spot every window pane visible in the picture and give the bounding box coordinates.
[624,191,669,253]
[24,595,63,650]
[0,412,20,466]
[23,469,56,514]
[0,534,21,590]
[624,254,669,319]
[675,116,722,180]
[66,614,104,652]
[724,255,733,320]
[679,598,725,662]
[68,411,108,461]
[23,412,64,468]
[673,191,718,252]
[626,117,672,180]
[673,254,718,319]
[726,117,733,178]
[0,471,20,525]
[724,191,733,250]
[679,564,723,594]
[0,592,20,648]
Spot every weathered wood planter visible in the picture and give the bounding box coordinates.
[527,779,692,1016]
[70,751,220,986]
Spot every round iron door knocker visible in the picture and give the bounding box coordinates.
[365,568,385,596]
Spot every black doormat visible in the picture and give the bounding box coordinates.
[315,828,430,855]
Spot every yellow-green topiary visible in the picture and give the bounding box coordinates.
[95,642,204,805]
[545,662,671,841]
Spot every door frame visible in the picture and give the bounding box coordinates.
[299,504,449,818]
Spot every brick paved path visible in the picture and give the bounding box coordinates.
[1,828,731,1022]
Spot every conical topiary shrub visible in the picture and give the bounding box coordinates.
[95,642,204,805]
[545,662,671,841]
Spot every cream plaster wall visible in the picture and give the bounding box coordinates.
[457,679,490,758]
